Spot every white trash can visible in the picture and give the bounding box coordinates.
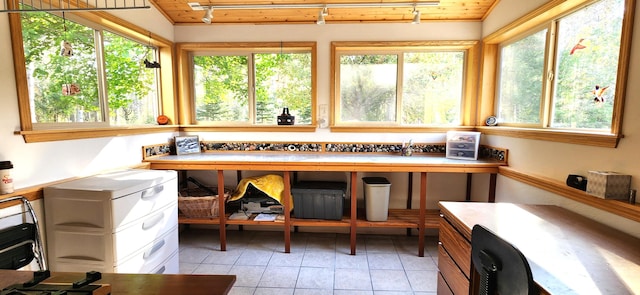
[362,177,391,221]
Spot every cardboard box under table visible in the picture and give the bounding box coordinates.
[291,181,347,220]
[586,171,631,200]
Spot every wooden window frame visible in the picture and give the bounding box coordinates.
[175,42,317,133]
[330,41,480,133]
[477,0,636,148]
[9,10,178,143]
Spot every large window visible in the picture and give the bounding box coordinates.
[10,9,175,142]
[496,0,626,131]
[177,42,316,128]
[21,10,159,128]
[332,41,477,129]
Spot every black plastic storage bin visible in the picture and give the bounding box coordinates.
[291,181,347,220]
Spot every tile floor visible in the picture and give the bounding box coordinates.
[178,228,440,295]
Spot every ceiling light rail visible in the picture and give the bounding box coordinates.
[1,0,150,12]
[188,1,439,11]
[189,1,439,24]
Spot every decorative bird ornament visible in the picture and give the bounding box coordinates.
[591,85,609,103]
[570,38,586,55]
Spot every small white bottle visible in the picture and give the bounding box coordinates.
[0,161,14,194]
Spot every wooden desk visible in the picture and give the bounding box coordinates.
[437,202,640,295]
[146,153,504,256]
[0,270,236,295]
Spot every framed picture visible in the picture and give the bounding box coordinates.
[175,136,201,155]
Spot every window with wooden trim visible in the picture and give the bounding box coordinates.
[331,41,478,130]
[479,0,634,147]
[10,9,175,142]
[177,42,316,128]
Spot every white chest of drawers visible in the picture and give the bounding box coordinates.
[43,169,179,274]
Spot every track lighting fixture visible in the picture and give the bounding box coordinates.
[202,6,213,24]
[317,7,328,25]
[187,1,439,25]
[411,6,421,24]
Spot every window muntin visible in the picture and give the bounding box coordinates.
[334,45,469,127]
[496,0,625,130]
[192,50,313,125]
[20,9,160,129]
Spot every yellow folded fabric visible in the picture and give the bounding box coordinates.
[230,174,293,210]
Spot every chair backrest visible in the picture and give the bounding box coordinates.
[471,224,537,295]
[0,196,47,270]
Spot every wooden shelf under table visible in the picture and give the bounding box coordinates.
[178,209,441,229]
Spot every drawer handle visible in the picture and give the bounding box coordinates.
[141,185,164,200]
[143,239,166,259]
[154,266,166,274]
[142,212,165,230]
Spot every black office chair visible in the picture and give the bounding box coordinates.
[0,196,47,271]
[471,224,537,295]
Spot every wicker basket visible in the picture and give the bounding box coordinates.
[178,187,231,219]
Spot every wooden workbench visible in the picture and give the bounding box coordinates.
[145,153,505,256]
[438,202,640,294]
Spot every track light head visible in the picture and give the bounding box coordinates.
[202,7,213,24]
[411,7,421,24]
[317,7,328,25]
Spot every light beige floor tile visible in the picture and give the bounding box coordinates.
[178,247,212,264]
[258,266,300,288]
[398,253,437,271]
[228,286,255,295]
[335,252,369,269]
[369,270,411,291]
[296,267,335,289]
[302,251,336,268]
[269,251,304,266]
[228,265,267,287]
[192,263,232,274]
[203,248,243,265]
[236,248,274,266]
[295,288,335,295]
[334,268,372,290]
[254,287,295,295]
[406,270,438,292]
[367,253,403,270]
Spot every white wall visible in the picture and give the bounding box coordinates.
[483,0,640,238]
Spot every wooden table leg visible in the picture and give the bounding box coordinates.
[406,172,413,236]
[283,171,291,253]
[466,173,472,201]
[217,170,226,251]
[418,172,427,257]
[350,171,358,255]
[488,173,497,203]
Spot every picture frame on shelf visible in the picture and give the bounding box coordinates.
[175,135,201,155]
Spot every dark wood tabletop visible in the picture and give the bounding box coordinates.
[0,270,236,295]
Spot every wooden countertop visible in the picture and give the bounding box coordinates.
[0,270,236,295]
[145,153,505,172]
[439,201,640,295]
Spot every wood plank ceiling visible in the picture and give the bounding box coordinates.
[151,0,500,25]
